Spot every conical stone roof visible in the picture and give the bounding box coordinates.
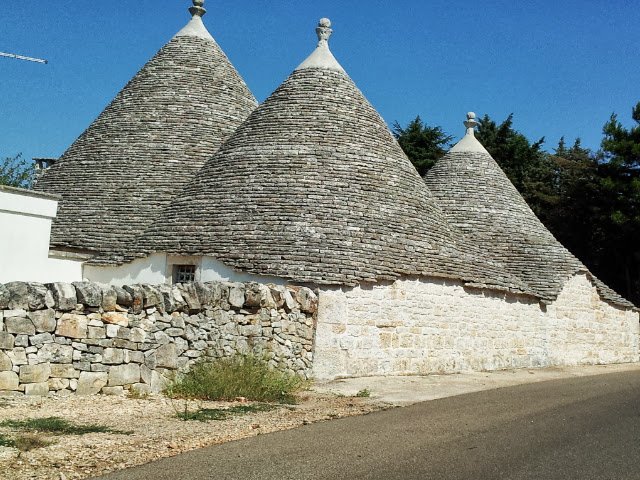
[131,20,530,291]
[34,1,257,264]
[425,113,635,308]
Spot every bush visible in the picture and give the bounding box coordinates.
[165,355,306,404]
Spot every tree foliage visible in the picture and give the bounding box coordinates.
[395,102,640,305]
[0,154,34,189]
[392,116,452,176]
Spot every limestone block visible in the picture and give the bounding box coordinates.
[6,282,53,310]
[123,285,144,314]
[56,314,88,338]
[0,371,19,390]
[0,332,14,350]
[7,348,27,366]
[228,283,245,309]
[295,287,318,314]
[108,364,140,386]
[113,286,133,307]
[150,370,170,394]
[19,363,51,383]
[194,282,215,306]
[87,326,106,339]
[5,317,36,335]
[131,383,151,396]
[140,364,152,384]
[24,382,49,396]
[102,312,129,327]
[101,286,118,312]
[165,328,184,337]
[72,282,103,307]
[15,335,29,347]
[102,348,125,365]
[76,371,108,395]
[50,364,79,379]
[128,351,144,364]
[49,377,70,390]
[0,351,12,371]
[140,284,163,309]
[30,332,54,346]
[28,309,56,333]
[106,324,120,338]
[0,284,9,309]
[240,324,262,337]
[157,285,179,312]
[130,327,146,343]
[101,386,125,396]
[37,343,73,364]
[45,283,77,311]
[155,343,178,369]
[178,283,201,312]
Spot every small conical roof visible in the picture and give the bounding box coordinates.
[132,20,529,291]
[34,1,257,264]
[425,113,634,307]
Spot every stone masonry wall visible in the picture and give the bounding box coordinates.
[313,274,639,379]
[0,281,317,396]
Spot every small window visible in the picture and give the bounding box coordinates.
[173,265,196,284]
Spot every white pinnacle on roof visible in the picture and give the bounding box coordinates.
[449,112,490,154]
[175,0,214,41]
[295,18,346,73]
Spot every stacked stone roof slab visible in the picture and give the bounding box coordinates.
[424,114,635,309]
[130,20,532,294]
[34,3,257,265]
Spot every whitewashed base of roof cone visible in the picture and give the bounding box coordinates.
[312,274,639,380]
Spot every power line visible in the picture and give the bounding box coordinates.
[0,51,48,64]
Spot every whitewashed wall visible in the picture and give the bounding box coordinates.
[0,186,81,283]
[312,274,639,380]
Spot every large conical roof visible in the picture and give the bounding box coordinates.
[425,113,634,308]
[34,1,257,264]
[131,20,529,291]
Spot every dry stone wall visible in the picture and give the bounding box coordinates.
[313,274,639,379]
[0,281,317,396]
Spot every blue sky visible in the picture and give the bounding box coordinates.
[2,0,639,163]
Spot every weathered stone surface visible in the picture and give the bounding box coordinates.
[155,343,178,369]
[87,326,106,339]
[48,377,70,390]
[102,312,129,327]
[37,343,73,364]
[0,284,9,309]
[0,371,19,390]
[6,282,53,310]
[131,383,151,395]
[45,283,77,311]
[108,364,140,386]
[50,364,80,379]
[140,285,163,309]
[150,370,171,394]
[178,283,201,312]
[7,348,27,366]
[103,348,125,365]
[0,351,12,371]
[25,382,49,396]
[72,282,103,307]
[0,332,15,350]
[5,317,35,335]
[20,363,51,383]
[28,308,56,333]
[113,286,133,307]
[14,335,28,347]
[101,386,125,396]
[56,314,88,338]
[130,327,146,343]
[295,287,318,314]
[30,333,54,346]
[228,283,245,309]
[101,286,118,312]
[123,285,144,314]
[76,372,108,395]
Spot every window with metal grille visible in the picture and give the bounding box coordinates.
[173,265,196,283]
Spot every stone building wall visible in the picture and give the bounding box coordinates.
[0,281,317,396]
[312,274,639,379]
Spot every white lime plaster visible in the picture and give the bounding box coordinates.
[449,112,490,154]
[174,15,214,42]
[296,18,346,74]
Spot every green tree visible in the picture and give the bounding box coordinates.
[392,116,452,176]
[1,154,34,188]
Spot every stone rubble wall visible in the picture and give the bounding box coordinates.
[0,281,317,396]
[313,274,639,379]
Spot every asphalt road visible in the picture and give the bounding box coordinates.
[95,370,640,480]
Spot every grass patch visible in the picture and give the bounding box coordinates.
[0,417,131,436]
[0,434,15,448]
[165,355,307,404]
[355,388,371,398]
[176,403,277,422]
[13,434,51,452]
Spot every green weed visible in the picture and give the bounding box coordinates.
[0,417,131,435]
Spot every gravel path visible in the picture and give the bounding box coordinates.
[0,392,386,480]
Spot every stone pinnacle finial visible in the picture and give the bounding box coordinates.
[316,18,333,46]
[464,112,478,136]
[189,0,206,17]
